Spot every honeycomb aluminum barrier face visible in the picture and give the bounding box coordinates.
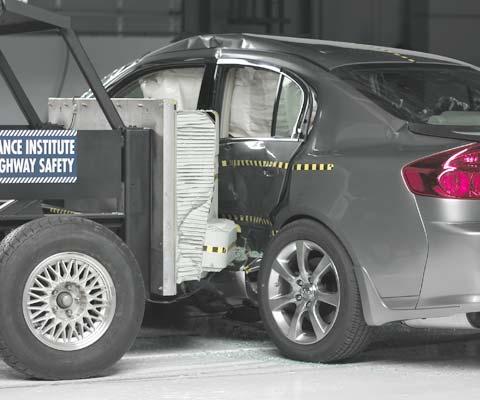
[48,99,236,295]
[175,111,216,283]
[175,111,237,281]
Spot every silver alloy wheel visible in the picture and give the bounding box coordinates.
[22,252,116,351]
[268,240,340,345]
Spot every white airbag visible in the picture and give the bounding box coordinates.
[140,68,204,111]
[228,67,278,137]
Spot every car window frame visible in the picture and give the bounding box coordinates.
[107,62,214,110]
[331,62,480,126]
[215,58,312,142]
[273,73,307,139]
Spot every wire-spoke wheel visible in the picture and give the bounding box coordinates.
[0,216,145,380]
[268,240,340,345]
[23,252,116,351]
[259,219,371,363]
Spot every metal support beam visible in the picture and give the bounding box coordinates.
[161,101,177,296]
[0,50,42,128]
[60,28,125,131]
[124,128,151,293]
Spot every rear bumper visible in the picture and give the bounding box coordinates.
[356,265,480,326]
[416,197,480,309]
[357,196,480,326]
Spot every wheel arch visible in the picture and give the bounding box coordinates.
[276,213,360,269]
[258,211,372,359]
[274,212,385,326]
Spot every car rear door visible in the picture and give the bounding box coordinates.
[214,55,315,250]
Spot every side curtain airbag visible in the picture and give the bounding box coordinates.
[140,67,204,111]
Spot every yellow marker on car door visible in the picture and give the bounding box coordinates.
[220,160,334,171]
[294,163,335,171]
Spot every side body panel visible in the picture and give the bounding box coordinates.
[211,49,434,300]
[105,46,474,313]
[210,49,435,300]
[219,139,301,249]
[271,71,464,300]
[214,52,310,250]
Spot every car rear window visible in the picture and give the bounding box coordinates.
[334,64,480,126]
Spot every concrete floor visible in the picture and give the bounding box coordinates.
[2,311,480,400]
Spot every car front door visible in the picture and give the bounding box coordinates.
[215,55,315,251]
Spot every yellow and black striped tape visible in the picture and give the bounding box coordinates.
[384,49,415,63]
[294,163,334,171]
[203,242,236,254]
[203,245,228,254]
[221,159,335,172]
[221,214,279,235]
[47,207,77,215]
[222,213,273,226]
[221,160,289,169]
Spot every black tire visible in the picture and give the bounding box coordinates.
[0,216,145,380]
[258,219,371,362]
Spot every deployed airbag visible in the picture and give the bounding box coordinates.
[227,67,278,137]
[139,67,204,111]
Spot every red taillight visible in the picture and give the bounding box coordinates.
[402,143,480,199]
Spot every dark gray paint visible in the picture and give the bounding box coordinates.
[102,34,480,324]
[218,138,301,253]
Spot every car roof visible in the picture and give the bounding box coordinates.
[149,33,471,71]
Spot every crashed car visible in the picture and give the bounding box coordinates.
[92,34,480,361]
[3,0,480,379]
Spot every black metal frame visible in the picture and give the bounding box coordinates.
[0,50,42,127]
[0,0,69,34]
[0,0,124,131]
[0,0,152,293]
[60,28,125,131]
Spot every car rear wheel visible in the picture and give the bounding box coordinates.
[0,216,145,380]
[258,219,371,362]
